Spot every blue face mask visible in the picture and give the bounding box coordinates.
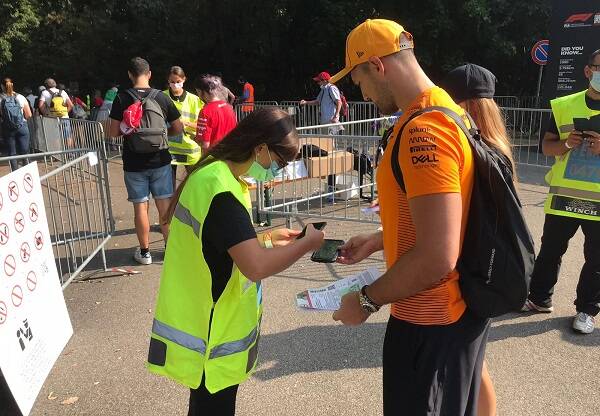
[246,149,282,182]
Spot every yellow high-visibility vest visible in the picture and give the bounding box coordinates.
[163,90,203,165]
[147,160,262,393]
[544,90,600,220]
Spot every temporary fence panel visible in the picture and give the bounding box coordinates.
[254,118,387,225]
[501,107,554,167]
[493,96,520,108]
[0,149,115,289]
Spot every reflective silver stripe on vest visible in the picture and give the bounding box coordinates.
[152,319,207,355]
[181,111,197,120]
[209,326,258,359]
[169,134,184,144]
[174,202,201,237]
[170,147,200,154]
[549,186,600,201]
[559,124,574,134]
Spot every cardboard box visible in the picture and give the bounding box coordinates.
[298,137,335,154]
[305,150,354,178]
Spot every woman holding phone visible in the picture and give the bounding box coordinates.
[147,107,324,416]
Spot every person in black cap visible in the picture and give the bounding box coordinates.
[441,63,516,416]
[441,63,516,174]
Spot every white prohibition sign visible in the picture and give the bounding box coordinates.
[4,254,16,276]
[29,202,39,222]
[23,173,34,193]
[20,242,31,263]
[26,271,37,291]
[11,285,23,307]
[0,301,6,324]
[8,181,19,202]
[14,212,25,233]
[0,222,9,245]
[34,231,43,250]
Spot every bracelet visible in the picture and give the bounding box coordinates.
[359,285,381,313]
[564,140,573,149]
[263,232,273,249]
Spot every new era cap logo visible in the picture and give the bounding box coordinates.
[356,51,364,58]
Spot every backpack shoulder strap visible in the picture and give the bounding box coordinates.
[126,88,140,102]
[391,106,477,192]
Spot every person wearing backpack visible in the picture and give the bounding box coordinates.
[441,63,524,416]
[521,49,600,334]
[108,57,183,265]
[1,78,32,171]
[38,78,72,118]
[328,20,492,415]
[300,71,345,134]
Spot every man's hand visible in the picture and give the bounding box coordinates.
[271,228,302,247]
[337,232,382,265]
[332,291,370,326]
[330,115,340,123]
[584,131,600,155]
[299,100,307,106]
[565,130,584,149]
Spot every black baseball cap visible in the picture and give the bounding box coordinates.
[441,63,497,103]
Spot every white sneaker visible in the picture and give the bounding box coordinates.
[133,248,152,265]
[572,312,595,334]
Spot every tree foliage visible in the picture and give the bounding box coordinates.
[0,0,551,99]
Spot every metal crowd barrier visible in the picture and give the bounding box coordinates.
[501,107,553,167]
[254,118,385,226]
[0,149,115,289]
[254,106,554,225]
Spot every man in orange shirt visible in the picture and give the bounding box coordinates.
[331,19,489,415]
[238,76,254,115]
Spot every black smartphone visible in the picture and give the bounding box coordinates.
[296,222,327,239]
[311,239,345,263]
[573,115,600,134]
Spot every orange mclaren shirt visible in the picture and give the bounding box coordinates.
[377,86,474,325]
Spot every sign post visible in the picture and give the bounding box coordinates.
[531,39,550,108]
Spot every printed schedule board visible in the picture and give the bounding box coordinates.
[542,0,600,105]
[0,163,73,416]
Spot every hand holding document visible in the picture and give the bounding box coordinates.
[296,267,382,311]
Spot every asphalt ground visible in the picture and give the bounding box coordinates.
[11,159,599,416]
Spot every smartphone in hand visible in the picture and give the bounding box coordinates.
[296,222,327,239]
[311,239,345,263]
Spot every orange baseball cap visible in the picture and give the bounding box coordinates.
[329,19,414,84]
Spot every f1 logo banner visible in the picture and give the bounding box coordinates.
[542,0,600,104]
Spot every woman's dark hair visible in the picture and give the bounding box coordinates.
[165,107,299,223]
[195,73,222,93]
[168,66,186,78]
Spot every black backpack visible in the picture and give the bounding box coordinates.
[389,106,535,318]
[124,88,168,153]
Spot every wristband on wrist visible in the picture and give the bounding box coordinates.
[263,232,273,249]
[564,140,573,149]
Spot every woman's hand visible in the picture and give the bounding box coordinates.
[337,232,383,265]
[271,228,301,247]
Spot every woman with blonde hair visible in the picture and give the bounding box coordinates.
[1,78,32,170]
[442,63,515,416]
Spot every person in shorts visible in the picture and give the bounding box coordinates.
[109,57,183,265]
[331,20,489,415]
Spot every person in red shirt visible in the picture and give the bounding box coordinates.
[195,74,237,149]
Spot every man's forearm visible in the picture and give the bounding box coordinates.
[542,138,569,156]
[366,247,454,306]
[335,100,342,116]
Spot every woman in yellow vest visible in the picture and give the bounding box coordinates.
[147,107,324,415]
[163,66,204,187]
